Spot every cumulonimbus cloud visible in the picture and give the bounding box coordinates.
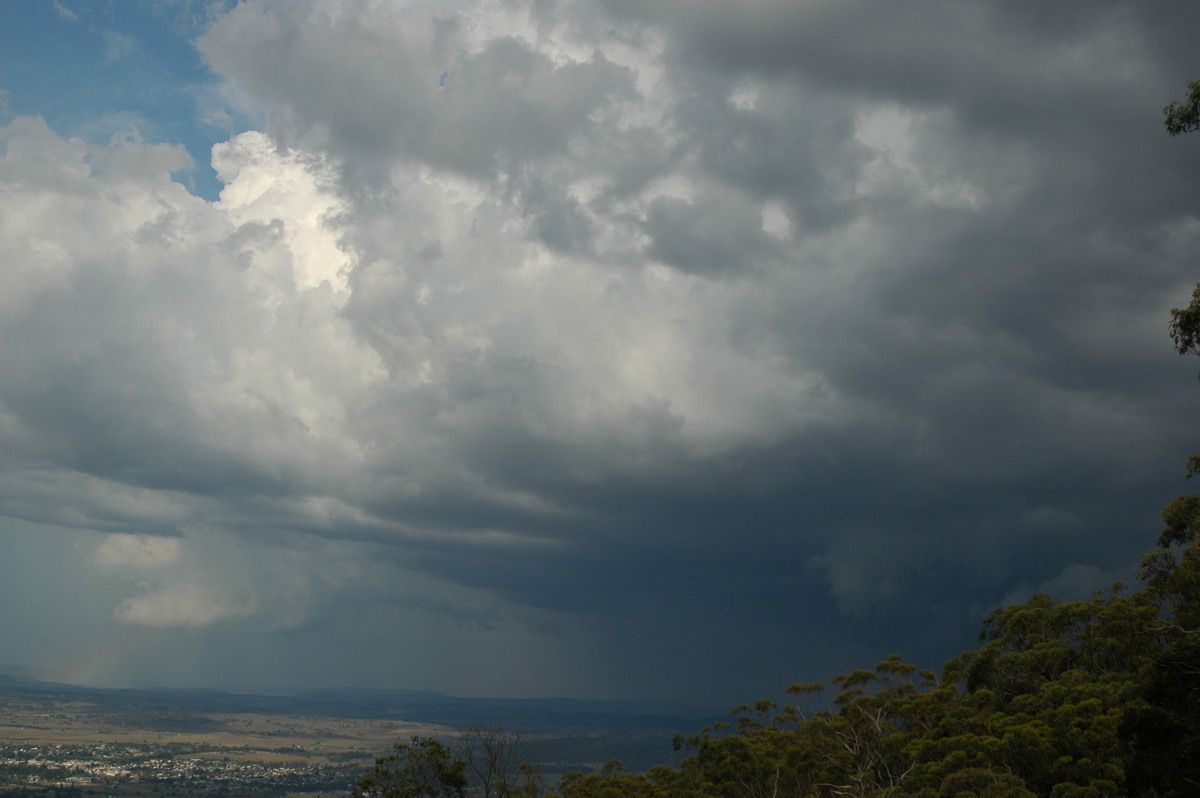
[2,0,1199,701]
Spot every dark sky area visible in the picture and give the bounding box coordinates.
[1,0,1200,706]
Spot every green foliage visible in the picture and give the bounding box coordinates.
[1159,492,1200,547]
[1164,80,1200,136]
[355,736,468,798]
[1120,634,1200,797]
[933,767,1037,798]
[557,760,678,798]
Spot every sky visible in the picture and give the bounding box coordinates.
[1,0,1200,707]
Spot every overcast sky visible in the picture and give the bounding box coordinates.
[1,0,1200,707]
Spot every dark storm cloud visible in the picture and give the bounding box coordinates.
[642,192,780,276]
[3,0,1200,703]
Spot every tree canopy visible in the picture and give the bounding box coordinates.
[355,736,468,798]
[1164,80,1200,136]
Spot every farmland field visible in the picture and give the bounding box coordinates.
[0,688,450,796]
[0,680,710,796]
